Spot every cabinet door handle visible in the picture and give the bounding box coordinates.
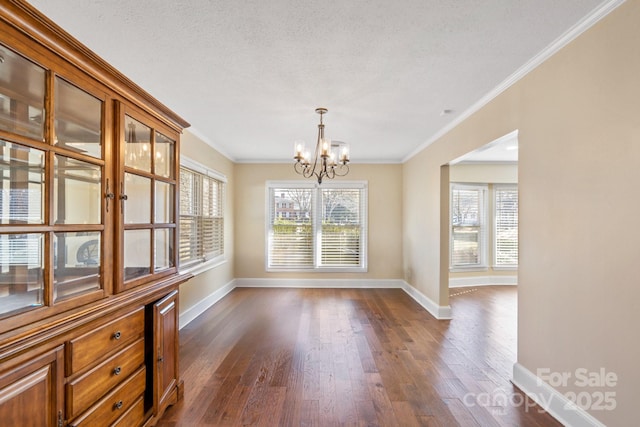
[113,331,121,340]
[120,182,127,213]
[105,179,115,212]
[113,366,122,375]
[114,400,124,410]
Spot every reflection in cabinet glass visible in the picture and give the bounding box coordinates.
[54,156,101,224]
[0,44,45,141]
[125,115,152,172]
[154,228,173,271]
[154,132,174,178]
[0,232,44,316]
[155,181,173,224]
[54,77,102,158]
[0,140,45,225]
[124,173,151,224]
[53,231,101,302]
[124,229,151,281]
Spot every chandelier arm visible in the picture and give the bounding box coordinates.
[325,165,336,180]
[334,164,349,177]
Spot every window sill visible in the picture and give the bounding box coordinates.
[492,265,518,271]
[266,266,367,273]
[180,256,227,277]
[449,266,489,273]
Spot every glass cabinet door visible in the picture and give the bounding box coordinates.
[51,78,105,303]
[119,110,177,290]
[0,42,106,319]
[0,45,47,318]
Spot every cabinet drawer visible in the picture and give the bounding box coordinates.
[112,396,145,427]
[69,366,146,427]
[66,339,145,419]
[68,308,144,374]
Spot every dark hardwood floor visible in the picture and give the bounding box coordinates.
[157,286,561,426]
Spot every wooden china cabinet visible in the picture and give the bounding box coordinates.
[0,1,191,426]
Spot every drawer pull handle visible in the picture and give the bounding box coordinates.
[114,400,124,410]
[113,366,122,375]
[113,331,121,340]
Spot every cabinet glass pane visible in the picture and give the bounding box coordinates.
[0,44,45,141]
[124,173,150,224]
[54,77,102,158]
[124,115,151,172]
[0,140,44,225]
[54,156,101,224]
[155,181,173,224]
[154,228,173,271]
[124,229,150,281]
[0,233,44,317]
[154,132,174,178]
[54,232,100,302]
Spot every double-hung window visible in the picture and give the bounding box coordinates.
[266,181,367,271]
[179,158,225,270]
[494,185,518,268]
[450,183,488,269]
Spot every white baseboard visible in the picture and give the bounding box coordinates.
[512,363,606,427]
[449,275,517,288]
[401,281,452,320]
[178,279,236,329]
[234,278,404,289]
[180,278,453,327]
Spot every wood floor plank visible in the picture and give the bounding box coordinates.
[157,286,562,427]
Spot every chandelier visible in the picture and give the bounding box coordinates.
[294,108,349,184]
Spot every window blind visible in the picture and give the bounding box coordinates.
[269,188,313,268]
[494,185,518,266]
[179,165,224,268]
[451,184,487,268]
[320,188,361,266]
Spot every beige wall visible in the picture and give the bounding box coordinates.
[178,131,235,315]
[234,163,403,280]
[403,2,638,424]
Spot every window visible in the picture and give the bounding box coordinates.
[494,185,518,267]
[179,159,225,270]
[450,184,487,269]
[266,181,367,271]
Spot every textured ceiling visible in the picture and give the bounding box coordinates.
[26,0,608,163]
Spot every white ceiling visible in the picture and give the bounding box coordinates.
[27,0,608,163]
[451,130,518,164]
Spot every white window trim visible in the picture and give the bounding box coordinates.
[181,156,227,183]
[265,180,368,273]
[493,184,518,270]
[178,156,227,275]
[180,255,228,276]
[449,183,488,272]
